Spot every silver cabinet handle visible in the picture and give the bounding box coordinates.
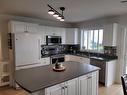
[87,76,92,79]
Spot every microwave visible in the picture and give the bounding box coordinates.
[46,35,62,45]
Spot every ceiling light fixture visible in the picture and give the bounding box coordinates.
[48,9,55,15]
[47,4,65,21]
[53,13,59,17]
[121,0,127,3]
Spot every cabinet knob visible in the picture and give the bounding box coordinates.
[62,87,65,89]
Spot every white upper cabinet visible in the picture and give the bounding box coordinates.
[9,21,38,33]
[65,28,79,44]
[9,21,78,45]
[103,23,118,46]
[39,26,66,44]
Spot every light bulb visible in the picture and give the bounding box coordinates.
[60,19,64,21]
[57,16,62,20]
[53,13,59,17]
[60,17,65,21]
[48,9,55,15]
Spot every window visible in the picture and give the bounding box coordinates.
[81,29,103,52]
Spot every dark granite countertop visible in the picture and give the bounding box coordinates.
[15,61,100,93]
[90,56,118,61]
[42,53,117,61]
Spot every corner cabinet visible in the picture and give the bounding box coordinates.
[45,71,98,95]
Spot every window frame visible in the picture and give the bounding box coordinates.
[81,28,104,52]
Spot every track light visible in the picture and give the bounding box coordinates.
[48,9,55,15]
[48,4,65,21]
[60,17,64,21]
[57,16,62,20]
[53,13,59,17]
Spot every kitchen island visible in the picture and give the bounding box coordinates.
[15,61,100,95]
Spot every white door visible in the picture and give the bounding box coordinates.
[65,78,78,95]
[15,33,41,67]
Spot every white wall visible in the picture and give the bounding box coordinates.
[0,29,1,59]
[0,14,74,61]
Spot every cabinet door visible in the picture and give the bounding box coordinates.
[65,28,75,44]
[79,74,88,95]
[87,72,98,95]
[15,33,41,67]
[79,71,98,95]
[41,57,50,65]
[12,22,26,33]
[91,71,98,95]
[27,23,38,33]
[65,78,78,95]
[46,83,64,95]
[65,55,70,61]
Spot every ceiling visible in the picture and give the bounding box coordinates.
[0,0,127,22]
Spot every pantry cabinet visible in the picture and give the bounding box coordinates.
[46,71,98,95]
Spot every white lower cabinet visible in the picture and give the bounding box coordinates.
[46,78,78,95]
[65,78,78,95]
[45,71,98,95]
[79,71,98,95]
[41,57,50,66]
[46,83,64,95]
